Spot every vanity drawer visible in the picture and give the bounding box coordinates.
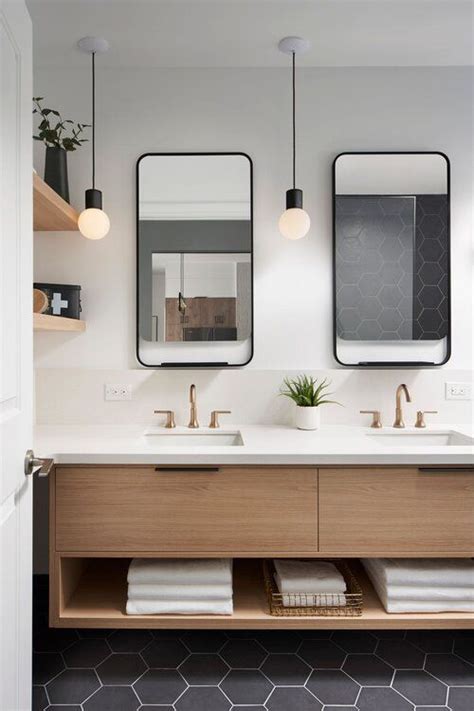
[55,466,318,553]
[319,467,474,555]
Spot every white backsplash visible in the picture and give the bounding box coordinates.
[35,368,473,428]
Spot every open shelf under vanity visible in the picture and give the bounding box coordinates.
[53,557,474,630]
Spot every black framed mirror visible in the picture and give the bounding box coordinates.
[333,152,450,367]
[137,152,253,367]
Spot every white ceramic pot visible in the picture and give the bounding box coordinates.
[295,406,320,430]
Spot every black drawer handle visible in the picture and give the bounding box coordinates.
[418,467,474,473]
[155,467,220,472]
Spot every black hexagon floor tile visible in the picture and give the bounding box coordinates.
[62,638,111,668]
[108,629,153,653]
[392,669,447,706]
[33,627,78,653]
[332,631,377,653]
[141,638,189,668]
[376,639,425,669]
[425,653,474,686]
[406,630,454,653]
[299,640,346,669]
[32,685,48,711]
[96,652,147,685]
[454,636,474,664]
[83,686,140,711]
[220,669,273,705]
[45,706,82,710]
[175,686,231,711]
[133,669,186,705]
[254,630,302,653]
[448,686,474,711]
[261,653,311,685]
[33,653,65,685]
[220,638,267,668]
[307,669,360,705]
[179,652,229,685]
[266,686,322,711]
[46,669,100,705]
[343,652,393,686]
[181,630,227,652]
[357,686,414,711]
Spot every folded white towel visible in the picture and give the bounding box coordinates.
[364,562,474,613]
[274,574,346,607]
[362,558,474,588]
[364,567,473,602]
[126,598,233,615]
[127,558,232,585]
[274,560,346,594]
[383,600,474,613]
[127,582,233,601]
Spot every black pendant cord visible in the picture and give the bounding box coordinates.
[91,51,96,190]
[292,50,296,190]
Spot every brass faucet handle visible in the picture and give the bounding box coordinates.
[154,410,176,429]
[360,410,383,428]
[414,410,438,428]
[209,410,231,429]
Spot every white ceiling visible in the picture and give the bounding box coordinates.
[27,0,473,68]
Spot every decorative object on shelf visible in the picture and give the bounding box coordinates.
[264,559,363,616]
[280,374,340,430]
[77,36,110,240]
[278,36,311,240]
[33,287,49,314]
[33,282,82,320]
[33,97,90,203]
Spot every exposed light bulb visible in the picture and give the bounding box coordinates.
[279,207,311,240]
[78,207,110,240]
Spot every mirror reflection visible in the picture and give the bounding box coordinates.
[334,153,450,366]
[137,153,253,366]
[149,253,251,343]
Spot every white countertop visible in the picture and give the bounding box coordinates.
[34,424,474,466]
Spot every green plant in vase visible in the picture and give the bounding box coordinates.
[33,97,90,203]
[280,375,341,430]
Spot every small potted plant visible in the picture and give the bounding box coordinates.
[280,375,340,430]
[33,97,90,203]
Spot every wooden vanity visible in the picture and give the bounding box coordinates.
[49,463,474,630]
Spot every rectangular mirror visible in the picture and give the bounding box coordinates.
[137,153,253,367]
[333,152,450,367]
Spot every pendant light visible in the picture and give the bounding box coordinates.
[77,36,110,240]
[278,36,311,240]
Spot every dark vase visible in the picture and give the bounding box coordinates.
[44,146,70,203]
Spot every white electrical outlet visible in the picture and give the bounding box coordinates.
[445,382,472,401]
[105,384,132,401]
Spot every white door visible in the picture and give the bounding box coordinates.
[0,1,33,710]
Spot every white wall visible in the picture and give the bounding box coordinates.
[33,66,473,419]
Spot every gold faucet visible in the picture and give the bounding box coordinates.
[188,384,199,429]
[393,383,412,428]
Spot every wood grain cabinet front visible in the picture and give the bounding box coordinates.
[55,466,318,554]
[319,467,474,556]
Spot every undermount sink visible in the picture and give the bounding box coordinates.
[367,431,474,447]
[144,429,244,447]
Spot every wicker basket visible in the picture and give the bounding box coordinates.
[264,559,363,617]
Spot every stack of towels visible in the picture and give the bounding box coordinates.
[274,559,347,607]
[126,558,233,615]
[363,558,474,613]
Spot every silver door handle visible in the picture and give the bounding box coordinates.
[24,449,54,477]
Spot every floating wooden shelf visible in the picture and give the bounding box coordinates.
[33,313,86,332]
[33,172,79,231]
[54,558,474,630]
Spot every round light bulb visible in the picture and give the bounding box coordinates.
[78,207,110,240]
[279,207,310,240]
